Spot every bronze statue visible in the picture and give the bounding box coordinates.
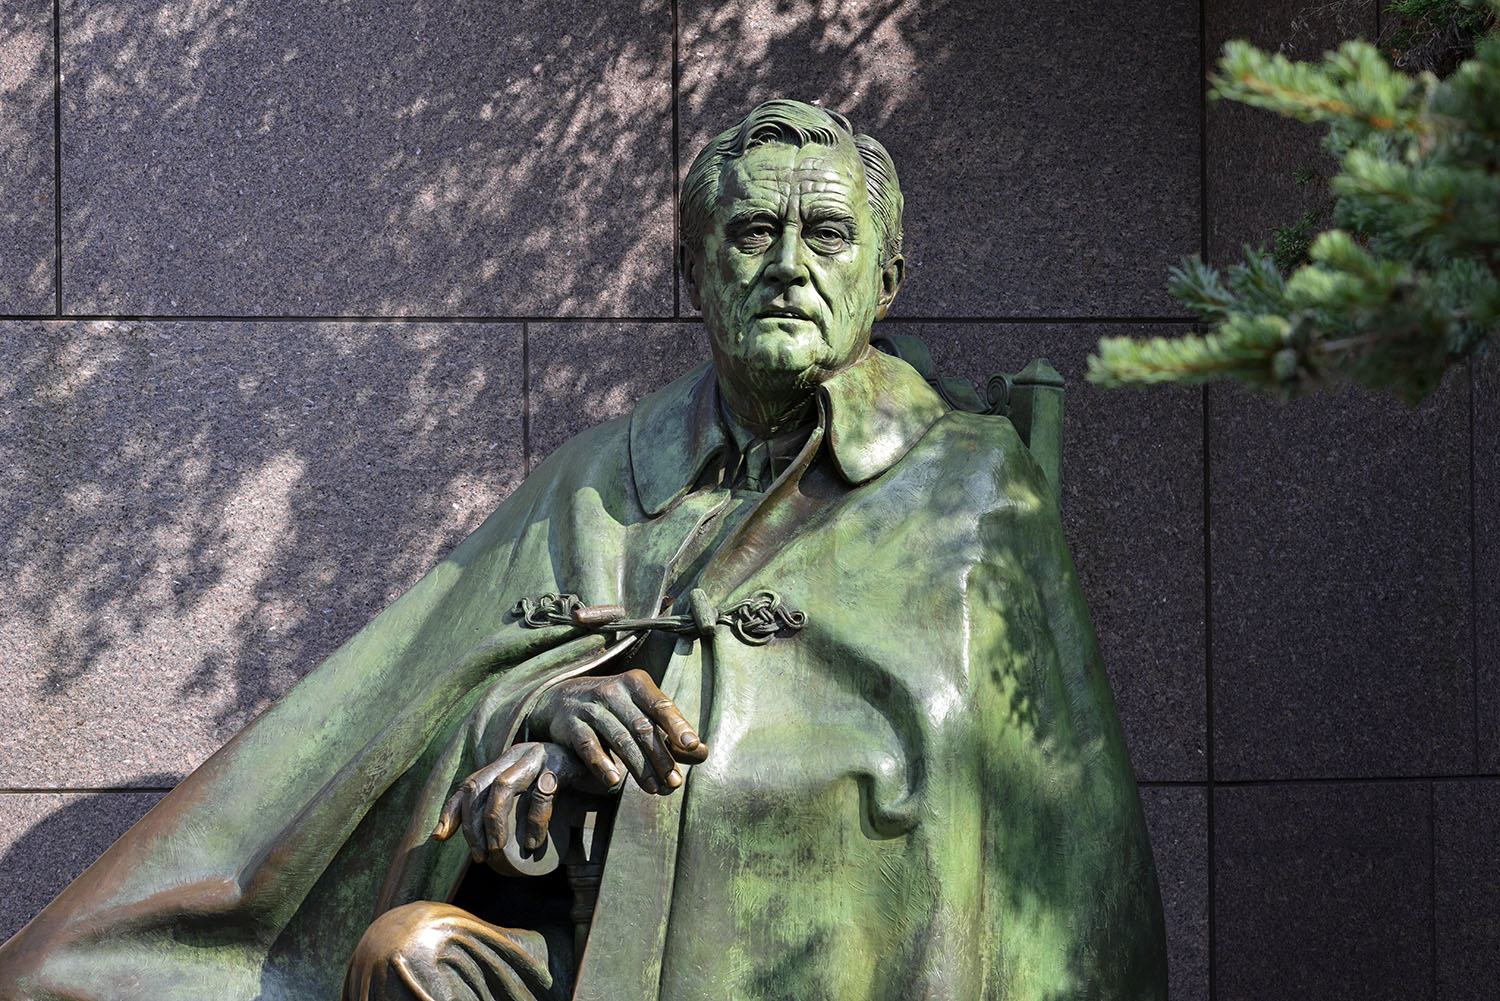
[0,100,1166,1000]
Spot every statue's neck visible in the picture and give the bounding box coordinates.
[716,381,817,441]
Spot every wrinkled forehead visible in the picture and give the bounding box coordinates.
[716,141,869,215]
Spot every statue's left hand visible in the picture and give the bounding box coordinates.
[527,668,709,795]
[431,741,605,864]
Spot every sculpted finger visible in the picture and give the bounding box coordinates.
[560,717,623,789]
[439,756,509,853]
[524,769,559,853]
[463,783,489,863]
[625,671,707,763]
[434,789,466,842]
[582,702,659,793]
[484,745,544,855]
[632,714,680,790]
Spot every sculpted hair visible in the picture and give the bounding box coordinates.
[681,99,904,265]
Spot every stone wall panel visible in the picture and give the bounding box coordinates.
[1215,782,1432,1001]
[60,0,673,316]
[1209,375,1472,780]
[0,319,523,786]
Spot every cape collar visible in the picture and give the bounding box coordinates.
[629,345,948,516]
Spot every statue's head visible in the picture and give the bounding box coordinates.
[680,100,904,420]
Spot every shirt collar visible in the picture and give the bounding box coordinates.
[629,345,948,516]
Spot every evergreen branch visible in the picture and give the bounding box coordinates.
[1164,256,1238,321]
[1092,4,1500,403]
[1211,40,1430,137]
[1087,317,1290,391]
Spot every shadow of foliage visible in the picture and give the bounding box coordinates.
[0,320,524,782]
[0,0,55,311]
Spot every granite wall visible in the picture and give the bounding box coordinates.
[1,2,1493,998]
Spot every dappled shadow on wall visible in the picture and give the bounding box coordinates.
[0,320,523,782]
[59,0,678,316]
[0,1,56,312]
[680,0,928,152]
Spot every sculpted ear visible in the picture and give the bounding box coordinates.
[680,245,703,311]
[875,255,904,321]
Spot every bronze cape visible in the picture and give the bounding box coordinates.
[0,348,1166,1000]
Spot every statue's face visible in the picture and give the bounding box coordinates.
[688,141,900,402]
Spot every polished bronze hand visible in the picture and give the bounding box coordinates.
[526,668,708,794]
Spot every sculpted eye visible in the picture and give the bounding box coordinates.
[731,221,776,252]
[807,225,848,252]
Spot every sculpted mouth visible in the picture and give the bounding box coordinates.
[757,306,814,321]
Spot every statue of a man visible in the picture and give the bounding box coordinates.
[0,101,1166,1001]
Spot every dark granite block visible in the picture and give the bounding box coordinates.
[1139,785,1209,1001]
[0,320,523,786]
[1477,354,1498,771]
[0,790,167,942]
[0,0,54,313]
[1434,779,1500,1001]
[60,0,672,316]
[527,321,705,468]
[1209,374,1472,780]
[1215,781,1432,1001]
[1205,0,1377,265]
[917,324,1206,781]
[679,1,1200,318]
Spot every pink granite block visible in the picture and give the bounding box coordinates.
[0,319,523,785]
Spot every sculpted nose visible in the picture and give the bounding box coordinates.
[763,229,810,286]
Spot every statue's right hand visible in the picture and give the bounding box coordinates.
[432,741,597,864]
[527,668,708,795]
